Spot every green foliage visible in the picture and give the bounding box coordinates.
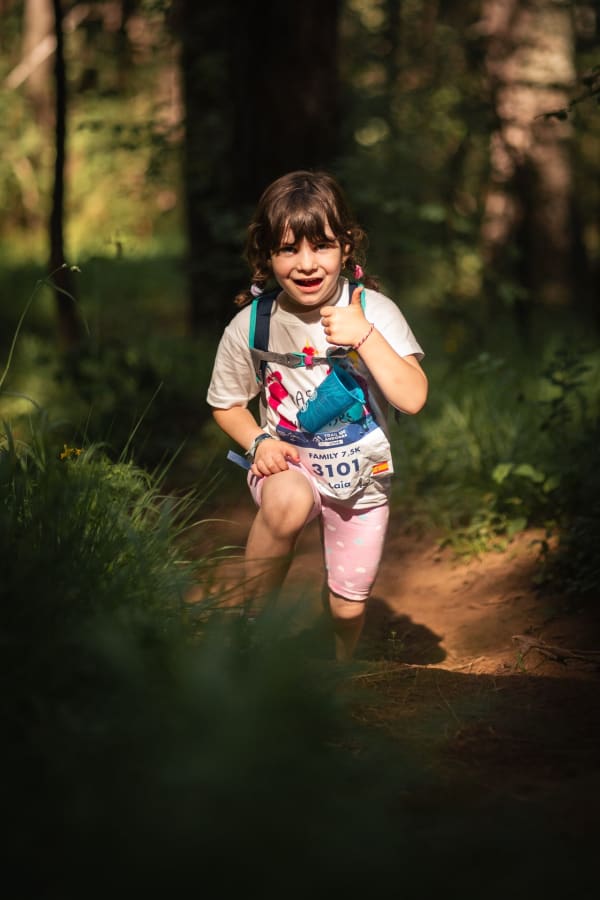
[392,337,600,596]
[55,334,213,466]
[0,414,345,888]
[532,350,600,601]
[0,256,216,468]
[393,348,542,527]
[0,415,196,631]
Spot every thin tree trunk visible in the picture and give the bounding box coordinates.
[50,0,82,350]
[22,0,54,125]
[173,1,234,332]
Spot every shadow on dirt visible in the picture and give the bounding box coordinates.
[272,594,446,665]
[358,594,446,663]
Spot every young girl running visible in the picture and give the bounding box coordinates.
[206,170,427,660]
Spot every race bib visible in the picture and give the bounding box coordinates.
[276,416,393,501]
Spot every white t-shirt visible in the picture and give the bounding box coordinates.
[206,278,424,508]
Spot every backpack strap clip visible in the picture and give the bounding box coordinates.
[248,282,365,383]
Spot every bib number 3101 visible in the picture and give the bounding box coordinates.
[311,457,360,479]
[277,418,393,501]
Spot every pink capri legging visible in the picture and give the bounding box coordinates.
[248,462,389,602]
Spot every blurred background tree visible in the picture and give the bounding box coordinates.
[476,0,593,338]
[171,0,341,330]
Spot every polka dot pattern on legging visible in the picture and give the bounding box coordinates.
[322,501,390,602]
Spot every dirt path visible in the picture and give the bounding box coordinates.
[192,496,599,678]
[191,496,600,870]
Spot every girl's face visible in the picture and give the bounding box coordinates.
[270,226,346,312]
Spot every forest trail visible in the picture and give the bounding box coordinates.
[189,494,600,857]
[190,495,600,679]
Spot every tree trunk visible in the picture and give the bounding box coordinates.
[50,0,82,350]
[171,1,235,332]
[228,0,341,204]
[477,0,582,336]
[172,0,341,333]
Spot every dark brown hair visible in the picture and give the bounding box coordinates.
[234,170,378,306]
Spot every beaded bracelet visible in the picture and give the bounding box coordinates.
[352,323,375,351]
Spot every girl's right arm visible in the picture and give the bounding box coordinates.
[212,407,300,476]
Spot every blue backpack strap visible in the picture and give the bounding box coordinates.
[249,289,278,383]
[348,280,366,309]
[249,290,278,351]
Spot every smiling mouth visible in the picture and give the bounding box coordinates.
[294,278,323,288]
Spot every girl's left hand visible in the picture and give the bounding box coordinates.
[320,286,367,347]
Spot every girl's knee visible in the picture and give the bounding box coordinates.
[260,469,317,535]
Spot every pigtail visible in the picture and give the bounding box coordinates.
[361,272,380,291]
[345,255,380,293]
[233,217,274,307]
[234,272,270,308]
[342,220,380,292]
[234,287,254,307]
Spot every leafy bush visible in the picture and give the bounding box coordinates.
[531,348,600,601]
[55,333,214,466]
[392,350,549,539]
[0,258,216,469]
[392,340,600,594]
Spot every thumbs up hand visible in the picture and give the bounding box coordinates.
[320,286,368,347]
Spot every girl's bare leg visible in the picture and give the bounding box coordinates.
[244,468,316,612]
[328,591,366,661]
